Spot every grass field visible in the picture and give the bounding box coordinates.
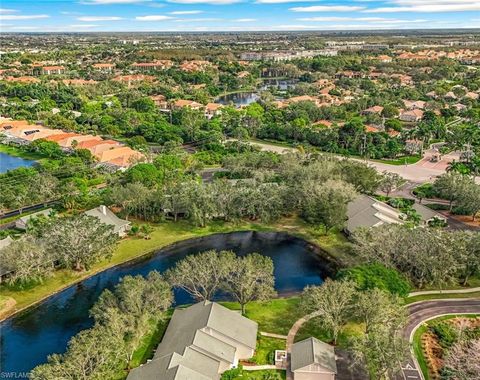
[406,291,480,304]
[0,217,352,320]
[373,155,422,165]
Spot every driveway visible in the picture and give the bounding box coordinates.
[398,299,480,380]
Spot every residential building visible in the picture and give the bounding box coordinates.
[150,94,169,109]
[204,103,223,119]
[412,203,446,226]
[92,63,115,72]
[345,195,404,234]
[399,109,424,122]
[405,139,424,154]
[85,205,130,237]
[127,300,258,380]
[15,209,53,230]
[291,337,337,380]
[363,105,384,115]
[40,66,65,75]
[171,99,203,110]
[403,100,426,110]
[131,60,172,71]
[0,236,13,250]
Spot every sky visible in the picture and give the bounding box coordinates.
[0,0,479,33]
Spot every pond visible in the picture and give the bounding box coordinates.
[0,152,35,174]
[215,91,259,107]
[259,78,298,91]
[0,231,336,375]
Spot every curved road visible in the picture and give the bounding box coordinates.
[399,299,480,380]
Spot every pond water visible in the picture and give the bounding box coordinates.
[0,231,335,375]
[0,152,35,173]
[260,79,298,91]
[215,91,259,107]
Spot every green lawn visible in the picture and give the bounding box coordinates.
[224,369,286,380]
[221,297,303,336]
[0,217,352,320]
[373,155,422,165]
[251,336,286,365]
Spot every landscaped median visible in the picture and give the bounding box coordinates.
[0,216,352,321]
[411,314,480,380]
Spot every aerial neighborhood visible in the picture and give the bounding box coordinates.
[0,13,479,380]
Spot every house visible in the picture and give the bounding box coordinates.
[204,103,223,119]
[150,95,169,109]
[465,92,479,100]
[15,209,53,230]
[345,195,404,234]
[171,99,203,110]
[3,76,40,84]
[62,79,98,86]
[92,63,115,72]
[40,66,65,75]
[405,139,424,154]
[403,100,426,110]
[377,54,392,63]
[127,300,258,380]
[412,203,447,226]
[0,236,13,250]
[399,109,424,123]
[363,105,383,115]
[131,60,172,71]
[85,205,130,237]
[291,337,337,380]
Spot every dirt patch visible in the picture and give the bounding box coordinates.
[448,213,480,228]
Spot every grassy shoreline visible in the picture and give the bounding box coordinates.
[0,217,352,322]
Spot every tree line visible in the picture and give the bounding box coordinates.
[353,224,480,288]
[0,214,118,286]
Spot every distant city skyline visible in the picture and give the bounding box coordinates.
[0,0,479,33]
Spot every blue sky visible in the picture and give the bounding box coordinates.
[0,0,479,32]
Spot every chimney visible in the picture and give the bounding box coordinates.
[100,205,107,215]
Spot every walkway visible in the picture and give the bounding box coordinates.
[409,287,480,297]
[285,310,321,380]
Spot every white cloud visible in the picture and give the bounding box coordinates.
[77,16,123,21]
[136,15,174,21]
[168,0,241,4]
[296,16,426,23]
[256,0,320,3]
[0,8,18,14]
[169,10,203,14]
[365,2,480,13]
[0,14,50,20]
[173,17,222,21]
[289,6,366,12]
[82,0,151,4]
[70,24,100,27]
[234,18,257,22]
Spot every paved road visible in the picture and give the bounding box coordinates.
[399,299,480,380]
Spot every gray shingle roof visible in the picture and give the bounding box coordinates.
[84,205,130,234]
[346,195,403,233]
[412,203,444,222]
[128,301,258,380]
[291,337,337,374]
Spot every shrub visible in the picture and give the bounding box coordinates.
[337,263,411,297]
[430,322,457,349]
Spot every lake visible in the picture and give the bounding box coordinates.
[0,231,335,375]
[0,152,35,174]
[215,92,260,107]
